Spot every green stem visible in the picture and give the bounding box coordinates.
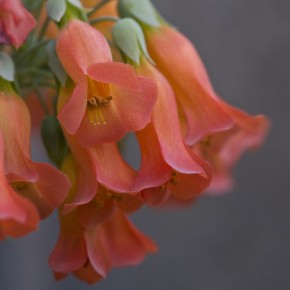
[15,40,49,62]
[32,80,50,115]
[17,68,53,79]
[90,16,119,25]
[20,81,55,89]
[38,16,50,40]
[87,0,112,16]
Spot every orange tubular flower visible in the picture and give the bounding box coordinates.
[143,24,234,145]
[0,90,70,238]
[132,60,212,204]
[0,0,36,48]
[146,26,269,192]
[49,207,156,284]
[56,19,157,146]
[0,132,39,239]
[49,155,155,284]
[196,102,269,193]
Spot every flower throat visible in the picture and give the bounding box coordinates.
[87,77,113,125]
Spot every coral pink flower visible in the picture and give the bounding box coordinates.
[49,195,156,284]
[196,101,269,193]
[0,132,39,239]
[49,153,152,283]
[0,0,36,48]
[0,91,70,237]
[132,61,212,204]
[144,24,233,145]
[56,20,157,146]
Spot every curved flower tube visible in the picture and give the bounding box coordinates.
[195,101,269,193]
[0,91,70,237]
[132,60,212,204]
[56,19,157,146]
[49,196,155,284]
[0,131,39,239]
[144,24,234,145]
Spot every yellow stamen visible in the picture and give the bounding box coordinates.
[86,77,113,126]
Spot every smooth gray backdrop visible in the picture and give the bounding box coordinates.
[1,1,289,289]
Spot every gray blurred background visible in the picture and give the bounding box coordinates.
[1,0,290,289]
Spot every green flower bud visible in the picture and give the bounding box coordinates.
[117,0,161,28]
[0,52,15,82]
[47,0,88,27]
[112,18,153,65]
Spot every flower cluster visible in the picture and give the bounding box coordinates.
[0,0,269,284]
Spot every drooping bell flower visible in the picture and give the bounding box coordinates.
[195,101,269,193]
[133,60,212,204]
[49,157,156,284]
[0,0,36,48]
[49,154,153,284]
[117,0,233,145]
[0,131,39,239]
[144,25,234,145]
[56,19,157,147]
[49,207,156,284]
[0,88,70,230]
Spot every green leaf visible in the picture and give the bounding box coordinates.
[112,18,154,65]
[41,115,69,167]
[0,52,15,82]
[46,40,67,86]
[118,0,161,27]
[47,0,66,22]
[113,20,140,64]
[67,0,83,9]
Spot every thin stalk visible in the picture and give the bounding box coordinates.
[20,81,56,89]
[38,16,50,40]
[17,68,53,79]
[32,80,50,115]
[15,40,49,62]
[87,0,112,17]
[90,16,119,25]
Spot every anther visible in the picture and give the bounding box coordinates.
[87,95,113,126]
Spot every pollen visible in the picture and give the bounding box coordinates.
[169,170,178,186]
[87,77,113,126]
[93,187,122,209]
[87,96,113,125]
